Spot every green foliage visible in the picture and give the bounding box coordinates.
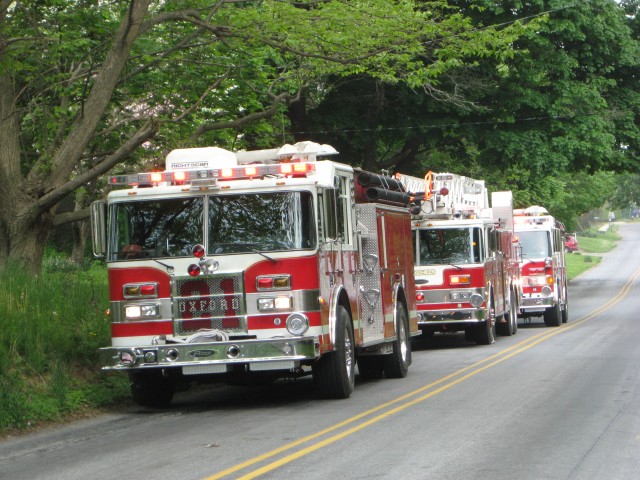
[610,173,640,210]
[0,371,30,431]
[0,257,130,433]
[4,0,541,166]
[548,171,617,231]
[302,0,639,229]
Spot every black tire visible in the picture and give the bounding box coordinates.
[313,305,355,399]
[476,296,496,345]
[476,319,496,345]
[130,373,175,408]
[357,356,384,381]
[544,304,562,327]
[464,328,476,342]
[561,284,569,324]
[498,290,518,336]
[383,305,411,378]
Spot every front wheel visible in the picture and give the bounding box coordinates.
[561,284,569,324]
[313,305,355,399]
[476,297,496,345]
[130,373,175,408]
[544,304,562,327]
[383,305,411,378]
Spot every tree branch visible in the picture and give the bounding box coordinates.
[29,0,153,190]
[34,118,158,215]
[53,208,90,226]
[190,89,302,140]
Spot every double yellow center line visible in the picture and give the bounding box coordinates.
[206,268,640,480]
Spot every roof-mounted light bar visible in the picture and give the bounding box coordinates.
[514,205,549,217]
[277,141,338,162]
[109,169,219,187]
[109,141,331,187]
[109,163,316,187]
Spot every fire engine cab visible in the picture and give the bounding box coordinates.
[514,206,569,327]
[91,141,418,406]
[394,172,520,344]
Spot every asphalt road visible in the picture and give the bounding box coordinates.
[2,223,640,480]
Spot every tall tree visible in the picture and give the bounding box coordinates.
[301,0,640,229]
[0,0,530,273]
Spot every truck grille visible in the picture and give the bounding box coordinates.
[172,273,246,335]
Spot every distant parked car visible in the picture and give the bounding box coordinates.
[564,235,579,253]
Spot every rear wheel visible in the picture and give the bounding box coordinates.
[313,305,355,399]
[498,290,518,336]
[561,284,569,324]
[383,305,411,378]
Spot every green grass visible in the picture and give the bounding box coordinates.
[565,225,620,280]
[0,256,129,436]
[566,252,601,280]
[575,228,619,254]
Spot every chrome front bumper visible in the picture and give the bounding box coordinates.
[417,308,484,326]
[519,296,555,313]
[100,336,319,374]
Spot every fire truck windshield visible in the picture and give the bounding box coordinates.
[207,191,316,254]
[109,191,315,260]
[413,227,479,265]
[518,230,552,259]
[111,198,204,260]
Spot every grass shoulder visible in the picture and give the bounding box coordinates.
[566,225,620,281]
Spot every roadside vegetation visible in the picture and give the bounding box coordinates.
[0,255,129,437]
[565,227,620,280]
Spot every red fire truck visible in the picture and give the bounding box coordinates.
[394,172,520,344]
[514,206,569,327]
[91,141,418,406]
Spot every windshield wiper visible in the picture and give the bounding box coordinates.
[153,259,175,273]
[248,248,278,263]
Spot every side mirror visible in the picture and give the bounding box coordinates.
[90,201,107,258]
[322,188,338,241]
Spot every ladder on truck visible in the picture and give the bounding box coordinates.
[394,171,489,220]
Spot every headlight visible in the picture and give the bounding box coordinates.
[124,304,159,320]
[286,313,309,335]
[450,291,471,301]
[470,294,484,308]
[118,349,138,366]
[541,286,552,296]
[257,296,293,311]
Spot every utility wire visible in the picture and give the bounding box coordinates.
[292,112,606,136]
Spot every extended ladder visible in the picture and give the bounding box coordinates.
[394,171,488,219]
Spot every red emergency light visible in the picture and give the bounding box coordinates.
[109,161,316,187]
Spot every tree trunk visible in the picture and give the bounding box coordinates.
[5,211,56,273]
[0,0,153,274]
[71,219,90,265]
